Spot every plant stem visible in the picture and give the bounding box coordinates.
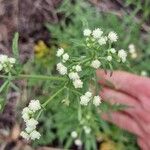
[42,86,65,107]
[0,74,65,81]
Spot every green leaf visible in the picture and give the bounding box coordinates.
[0,80,9,93]
[12,32,19,60]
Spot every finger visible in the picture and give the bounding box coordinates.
[96,70,150,98]
[100,87,140,107]
[97,70,150,112]
[100,87,150,123]
[138,137,150,150]
[102,112,144,137]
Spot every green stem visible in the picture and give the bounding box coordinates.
[0,74,65,81]
[42,86,65,107]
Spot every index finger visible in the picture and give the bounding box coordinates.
[96,70,150,99]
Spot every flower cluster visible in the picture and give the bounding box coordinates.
[0,54,16,73]
[128,44,137,59]
[71,126,91,147]
[83,28,118,44]
[69,65,83,88]
[118,49,127,63]
[80,91,102,106]
[83,28,128,66]
[20,100,41,140]
[56,48,69,75]
[56,48,83,88]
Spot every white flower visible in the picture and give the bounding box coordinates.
[141,70,147,76]
[30,130,41,140]
[9,57,16,64]
[85,91,92,98]
[22,107,32,115]
[26,118,38,129]
[25,127,35,133]
[0,54,8,63]
[57,63,67,75]
[69,72,79,80]
[22,113,30,122]
[83,126,91,134]
[22,107,32,121]
[71,131,78,138]
[98,36,107,45]
[73,79,83,88]
[56,48,64,57]
[29,100,41,112]
[83,29,91,36]
[108,31,118,42]
[75,139,82,146]
[75,65,82,72]
[80,95,90,106]
[129,49,136,54]
[20,131,30,140]
[109,48,116,54]
[0,54,16,73]
[62,53,69,62]
[93,96,101,106]
[91,59,101,69]
[131,53,137,59]
[128,44,135,51]
[107,55,112,61]
[118,49,127,62]
[92,28,103,39]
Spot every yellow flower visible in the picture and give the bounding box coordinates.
[34,40,49,58]
[100,140,116,150]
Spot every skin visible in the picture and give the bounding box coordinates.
[96,70,150,150]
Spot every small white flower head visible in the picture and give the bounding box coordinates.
[141,70,147,77]
[108,31,118,42]
[25,126,35,133]
[22,107,33,122]
[131,53,137,59]
[68,72,80,80]
[56,63,67,75]
[22,107,32,115]
[109,48,116,54]
[92,28,103,39]
[75,65,82,72]
[28,100,41,112]
[30,130,41,140]
[20,131,30,140]
[83,29,91,36]
[129,48,136,54]
[91,59,101,69]
[80,95,90,106]
[0,54,16,73]
[85,91,92,98]
[93,96,102,106]
[62,53,69,62]
[83,126,91,134]
[118,49,127,63]
[107,55,112,61]
[71,131,78,138]
[0,54,8,63]
[56,48,64,57]
[98,36,107,45]
[22,113,30,122]
[75,139,82,146]
[26,118,38,129]
[73,79,83,88]
[128,44,135,51]
[9,57,16,64]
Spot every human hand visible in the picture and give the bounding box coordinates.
[97,70,150,150]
